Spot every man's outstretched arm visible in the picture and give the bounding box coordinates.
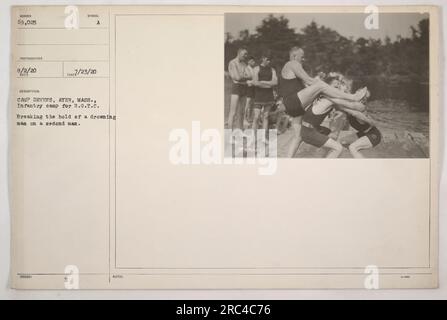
[289,61,318,86]
[328,98,366,112]
[339,107,376,126]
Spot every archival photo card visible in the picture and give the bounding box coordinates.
[9,5,439,289]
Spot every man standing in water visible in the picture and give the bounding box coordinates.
[227,47,249,130]
[279,46,368,157]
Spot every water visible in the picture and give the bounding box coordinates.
[354,77,429,112]
[367,100,429,137]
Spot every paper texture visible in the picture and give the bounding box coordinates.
[9,5,439,289]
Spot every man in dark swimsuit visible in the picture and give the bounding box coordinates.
[279,46,368,157]
[244,56,256,126]
[252,53,278,140]
[347,115,382,158]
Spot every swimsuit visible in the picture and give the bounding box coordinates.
[279,76,305,117]
[231,83,247,96]
[348,115,382,147]
[229,59,247,97]
[246,86,255,98]
[301,103,333,148]
[254,65,275,108]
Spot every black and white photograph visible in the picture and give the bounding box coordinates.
[224,12,430,158]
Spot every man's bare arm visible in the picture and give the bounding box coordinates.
[340,107,376,126]
[327,98,366,112]
[228,61,242,82]
[289,61,317,86]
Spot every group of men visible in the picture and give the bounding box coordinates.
[226,46,381,158]
[227,50,278,138]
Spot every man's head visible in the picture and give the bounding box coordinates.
[237,47,248,61]
[260,52,272,67]
[247,56,256,67]
[337,75,352,93]
[328,77,341,89]
[338,81,351,93]
[325,73,342,89]
[289,46,304,63]
[325,72,351,92]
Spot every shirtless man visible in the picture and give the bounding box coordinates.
[227,47,249,130]
[279,46,368,157]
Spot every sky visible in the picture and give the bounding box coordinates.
[225,12,429,41]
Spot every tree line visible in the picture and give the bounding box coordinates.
[225,15,429,109]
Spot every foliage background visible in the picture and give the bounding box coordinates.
[225,14,429,110]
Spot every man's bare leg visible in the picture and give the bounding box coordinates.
[324,111,347,157]
[227,94,239,130]
[244,97,253,124]
[349,136,373,158]
[236,97,245,129]
[287,116,303,158]
[252,108,261,132]
[329,111,348,140]
[324,138,343,158]
[321,81,366,101]
[251,108,261,149]
[298,80,366,109]
[262,104,273,136]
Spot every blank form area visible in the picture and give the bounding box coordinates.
[11,6,111,281]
